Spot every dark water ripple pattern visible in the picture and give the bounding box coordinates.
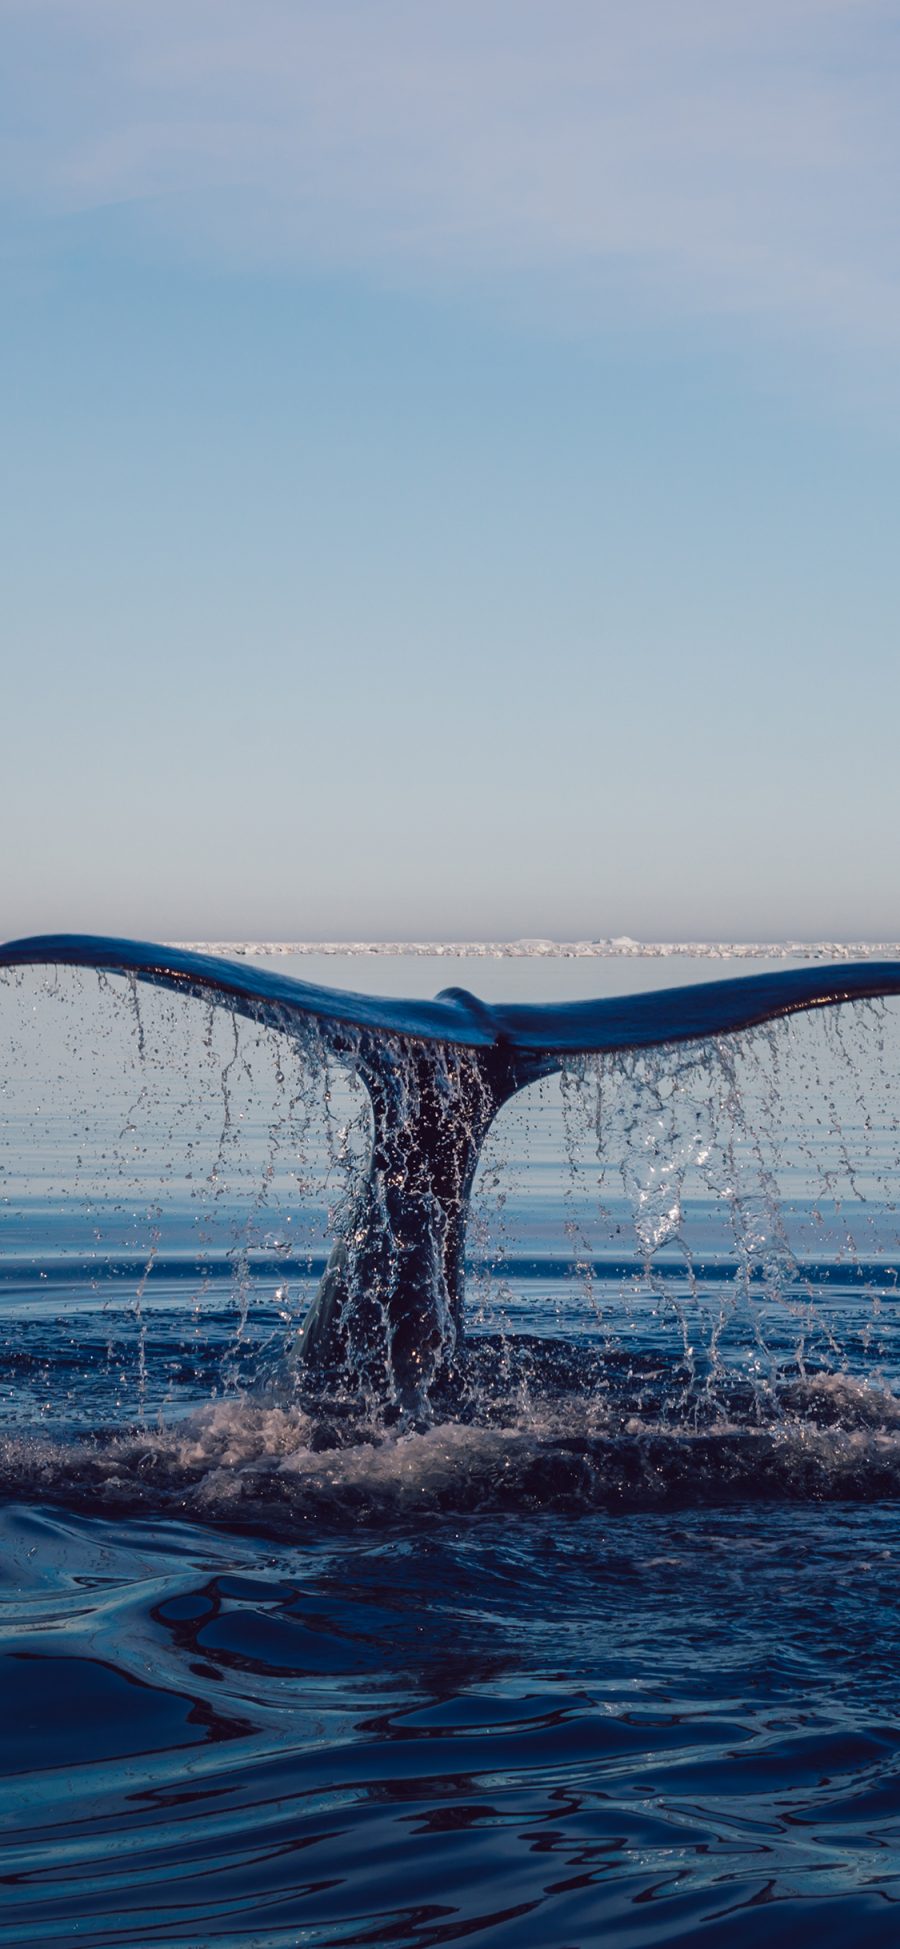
[2,1501,900,1948]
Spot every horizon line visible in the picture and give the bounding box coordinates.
[165,938,900,961]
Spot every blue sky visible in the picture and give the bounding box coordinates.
[3,0,899,941]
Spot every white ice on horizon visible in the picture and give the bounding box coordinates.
[171,940,900,961]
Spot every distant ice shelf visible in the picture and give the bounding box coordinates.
[170,940,900,961]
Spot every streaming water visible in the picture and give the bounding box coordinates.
[3,954,900,1944]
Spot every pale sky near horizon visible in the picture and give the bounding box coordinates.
[3,1,899,943]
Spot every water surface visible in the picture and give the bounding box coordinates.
[3,952,900,1945]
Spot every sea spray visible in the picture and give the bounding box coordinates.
[4,964,900,1521]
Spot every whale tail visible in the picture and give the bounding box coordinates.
[4,934,900,1403]
[294,1034,552,1405]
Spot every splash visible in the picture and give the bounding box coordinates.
[3,934,900,1514]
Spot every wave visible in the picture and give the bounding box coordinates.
[5,1369,900,1532]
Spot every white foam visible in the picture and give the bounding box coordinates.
[6,1378,900,1527]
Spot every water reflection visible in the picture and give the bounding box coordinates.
[3,1505,900,1945]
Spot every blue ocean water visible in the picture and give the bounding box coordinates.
[3,952,900,1946]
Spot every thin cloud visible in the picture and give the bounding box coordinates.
[3,0,900,345]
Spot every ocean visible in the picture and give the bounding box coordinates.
[3,947,900,1947]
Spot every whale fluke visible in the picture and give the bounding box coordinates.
[4,934,900,1403]
[3,934,900,1055]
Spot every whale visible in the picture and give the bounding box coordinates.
[3,933,900,1404]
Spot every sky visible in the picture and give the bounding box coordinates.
[3,0,900,942]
